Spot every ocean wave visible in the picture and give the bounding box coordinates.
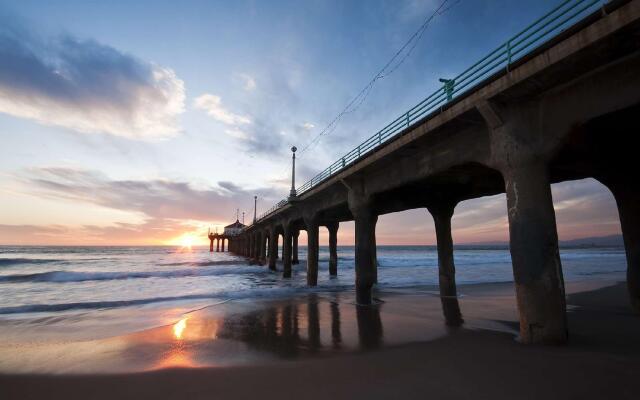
[0,265,267,283]
[0,284,355,315]
[159,260,242,267]
[0,258,64,266]
[0,294,222,314]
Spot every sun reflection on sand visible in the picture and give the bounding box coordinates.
[173,318,188,340]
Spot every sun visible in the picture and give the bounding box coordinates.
[179,234,195,250]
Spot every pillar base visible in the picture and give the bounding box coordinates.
[356,285,373,305]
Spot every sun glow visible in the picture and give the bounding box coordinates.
[180,235,195,250]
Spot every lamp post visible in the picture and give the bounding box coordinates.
[253,195,257,223]
[289,146,297,199]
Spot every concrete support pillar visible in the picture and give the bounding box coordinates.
[283,226,293,278]
[608,182,640,313]
[260,231,267,264]
[268,230,277,271]
[292,230,300,265]
[427,201,463,326]
[255,232,263,265]
[221,238,225,252]
[249,234,255,260]
[209,238,213,253]
[503,161,567,344]
[216,238,220,252]
[304,215,320,286]
[327,222,339,276]
[348,192,378,305]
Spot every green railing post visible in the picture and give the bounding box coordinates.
[406,112,410,127]
[507,40,512,71]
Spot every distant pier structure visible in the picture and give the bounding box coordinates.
[209,219,246,253]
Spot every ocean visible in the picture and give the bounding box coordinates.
[0,245,629,373]
[0,245,627,317]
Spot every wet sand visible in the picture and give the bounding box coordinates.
[1,280,640,399]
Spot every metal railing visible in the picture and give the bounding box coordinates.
[254,0,604,224]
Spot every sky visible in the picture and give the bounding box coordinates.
[0,0,621,246]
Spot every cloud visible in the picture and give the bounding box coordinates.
[236,73,256,91]
[299,122,314,131]
[0,219,205,246]
[193,94,251,125]
[20,167,280,222]
[0,18,185,140]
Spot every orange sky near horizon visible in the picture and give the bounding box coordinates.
[0,178,622,247]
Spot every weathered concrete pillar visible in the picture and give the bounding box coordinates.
[283,226,293,278]
[260,231,268,264]
[292,230,300,265]
[216,238,220,252]
[427,201,458,298]
[608,182,640,313]
[221,238,225,252]
[268,230,277,271]
[327,222,339,276]
[209,238,213,252]
[304,215,320,286]
[348,191,378,305]
[248,234,254,260]
[427,200,463,326]
[503,161,567,344]
[254,232,263,265]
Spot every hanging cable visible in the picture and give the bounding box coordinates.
[297,0,460,157]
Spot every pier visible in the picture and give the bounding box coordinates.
[225,0,640,344]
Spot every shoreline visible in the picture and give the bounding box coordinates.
[2,279,640,399]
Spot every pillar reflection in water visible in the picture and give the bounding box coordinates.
[330,300,342,349]
[356,303,384,350]
[307,295,321,352]
[214,295,387,357]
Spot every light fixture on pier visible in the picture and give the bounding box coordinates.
[253,195,257,223]
[289,146,297,199]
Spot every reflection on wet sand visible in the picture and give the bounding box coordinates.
[0,290,468,373]
[210,293,464,358]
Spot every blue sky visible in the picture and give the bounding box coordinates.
[0,0,621,245]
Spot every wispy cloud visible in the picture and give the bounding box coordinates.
[0,17,185,140]
[21,167,278,222]
[235,73,257,91]
[193,94,251,126]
